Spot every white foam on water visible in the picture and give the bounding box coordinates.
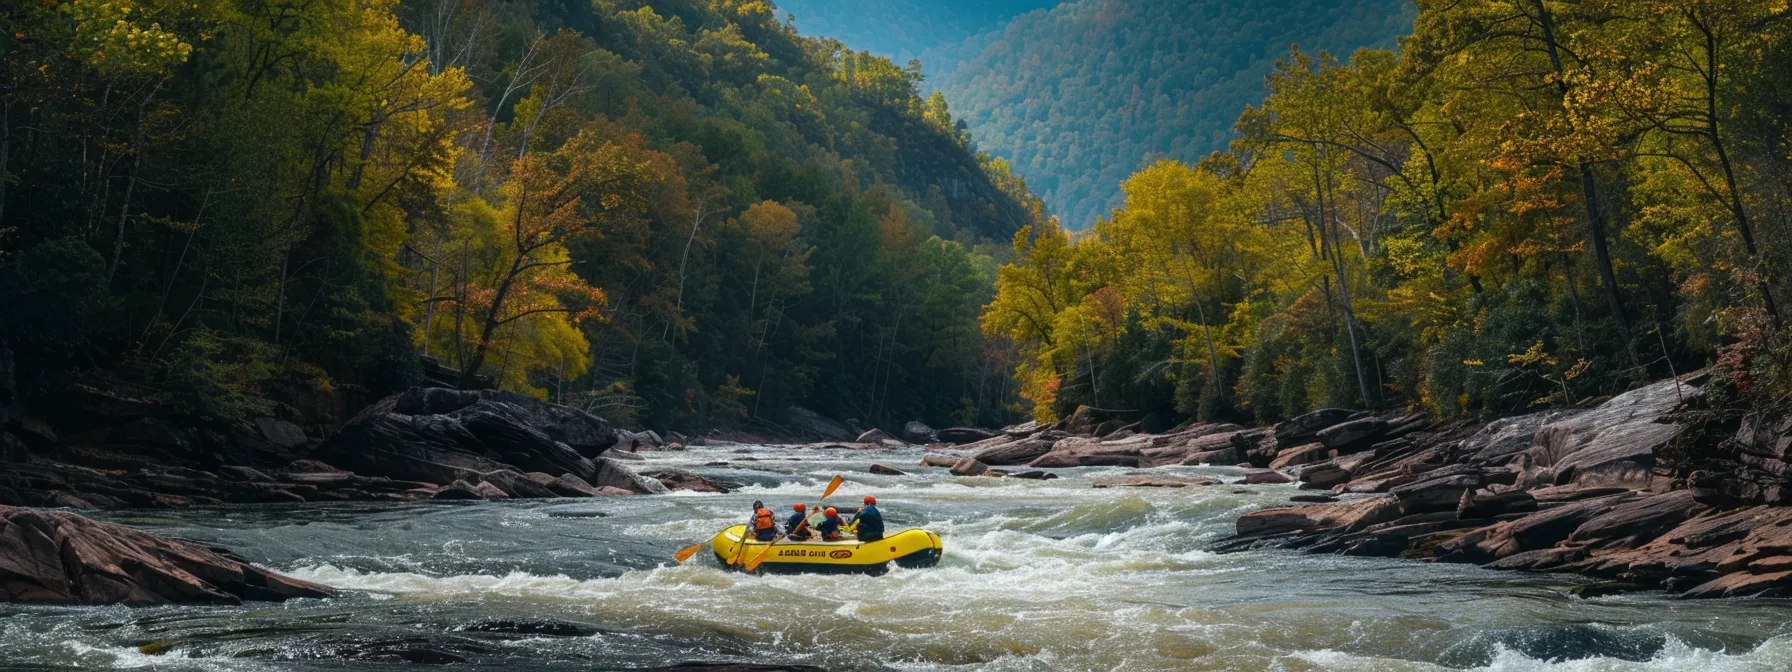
[1464,636,1792,672]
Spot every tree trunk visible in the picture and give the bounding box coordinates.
[1532,0,1639,367]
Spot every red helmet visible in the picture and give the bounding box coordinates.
[824,507,838,517]
[863,496,876,505]
[793,503,806,512]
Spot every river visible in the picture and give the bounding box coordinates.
[5,444,1792,671]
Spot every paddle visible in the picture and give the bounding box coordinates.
[743,475,843,573]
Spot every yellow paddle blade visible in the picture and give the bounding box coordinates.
[821,475,844,500]
[673,542,704,563]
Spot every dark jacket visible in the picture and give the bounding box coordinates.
[855,505,885,542]
[816,516,842,541]
[785,512,811,538]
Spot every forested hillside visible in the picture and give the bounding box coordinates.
[0,0,1043,436]
[771,0,1058,65]
[935,0,1415,229]
[985,0,1792,424]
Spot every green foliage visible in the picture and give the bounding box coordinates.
[932,0,1416,229]
[0,0,1035,434]
[986,0,1792,423]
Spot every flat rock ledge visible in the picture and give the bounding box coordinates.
[1213,372,1792,598]
[0,505,331,605]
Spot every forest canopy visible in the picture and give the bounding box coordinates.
[0,0,1044,435]
[932,0,1417,230]
[984,0,1792,424]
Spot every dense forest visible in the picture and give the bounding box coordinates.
[985,0,1792,424]
[934,0,1416,229]
[773,0,1057,66]
[0,0,1045,436]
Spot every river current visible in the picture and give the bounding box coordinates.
[5,444,1792,670]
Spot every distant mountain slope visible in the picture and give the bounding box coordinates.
[772,0,1060,63]
[933,0,1415,228]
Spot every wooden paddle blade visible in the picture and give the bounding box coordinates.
[673,542,704,563]
[822,475,844,499]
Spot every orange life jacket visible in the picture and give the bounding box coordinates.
[753,507,775,530]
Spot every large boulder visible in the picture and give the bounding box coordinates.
[1234,496,1401,538]
[638,469,732,493]
[786,407,856,442]
[936,427,999,445]
[901,421,938,445]
[972,438,1054,466]
[590,457,668,494]
[314,388,609,488]
[1274,408,1355,447]
[1511,374,1702,491]
[0,506,331,605]
[1028,437,1143,468]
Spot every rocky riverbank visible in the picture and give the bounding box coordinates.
[934,370,1792,598]
[0,505,331,605]
[0,377,739,510]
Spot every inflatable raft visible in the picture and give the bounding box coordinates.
[710,525,942,575]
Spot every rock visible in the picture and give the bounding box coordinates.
[479,469,558,498]
[1290,494,1338,503]
[1512,374,1701,491]
[1274,408,1355,447]
[284,459,348,474]
[1002,421,1040,437]
[217,466,273,482]
[786,407,856,442]
[1267,443,1329,469]
[1461,412,1563,464]
[869,464,907,476]
[591,457,669,494]
[856,429,899,445]
[1029,437,1144,468]
[608,450,646,461]
[1316,418,1388,451]
[1004,470,1058,480]
[901,421,938,444]
[1298,463,1351,489]
[1456,489,1537,519]
[949,458,989,476]
[546,474,601,498]
[972,438,1054,466]
[1242,469,1292,485]
[638,469,732,493]
[919,454,960,468]
[253,418,308,449]
[1092,475,1220,488]
[315,389,603,487]
[0,505,331,605]
[937,427,998,445]
[1565,490,1705,548]
[594,486,635,496]
[434,480,484,500]
[470,481,509,499]
[1060,406,1121,436]
[1391,472,1482,515]
[1234,496,1402,537]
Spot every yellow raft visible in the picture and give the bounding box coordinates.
[710,525,942,575]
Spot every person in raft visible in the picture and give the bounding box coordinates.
[749,500,777,542]
[853,496,885,543]
[785,502,813,540]
[816,507,845,541]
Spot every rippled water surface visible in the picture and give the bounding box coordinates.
[6,444,1792,670]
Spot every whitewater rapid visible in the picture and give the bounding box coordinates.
[5,444,1792,670]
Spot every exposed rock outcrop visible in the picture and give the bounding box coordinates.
[0,506,330,605]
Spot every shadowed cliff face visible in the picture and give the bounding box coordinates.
[7,442,1792,669]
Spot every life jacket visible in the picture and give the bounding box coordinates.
[753,507,776,531]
